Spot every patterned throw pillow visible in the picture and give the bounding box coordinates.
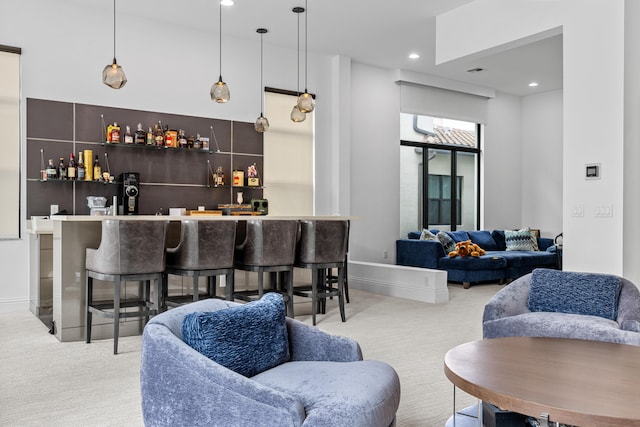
[436,231,456,254]
[419,229,438,241]
[529,230,539,251]
[182,293,290,377]
[504,228,534,251]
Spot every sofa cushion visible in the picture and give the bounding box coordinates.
[622,319,640,332]
[528,269,622,320]
[491,230,507,251]
[468,230,498,251]
[446,230,470,242]
[438,253,507,271]
[505,228,536,251]
[436,231,456,253]
[182,293,290,377]
[252,360,400,427]
[499,251,557,268]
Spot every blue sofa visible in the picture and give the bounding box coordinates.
[396,229,557,288]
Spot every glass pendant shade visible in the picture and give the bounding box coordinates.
[102,58,127,89]
[211,76,230,103]
[297,91,314,113]
[291,105,306,122]
[255,114,270,132]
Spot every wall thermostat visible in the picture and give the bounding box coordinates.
[585,163,600,180]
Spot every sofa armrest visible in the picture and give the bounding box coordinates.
[482,274,532,325]
[141,324,305,427]
[396,239,444,269]
[286,317,363,362]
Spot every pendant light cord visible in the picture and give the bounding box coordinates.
[219,1,223,79]
[297,9,301,95]
[112,0,116,59]
[304,0,308,92]
[260,32,264,114]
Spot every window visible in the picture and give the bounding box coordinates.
[400,114,480,236]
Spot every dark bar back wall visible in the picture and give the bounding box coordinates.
[26,98,264,217]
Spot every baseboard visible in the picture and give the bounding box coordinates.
[0,297,29,313]
[348,261,448,303]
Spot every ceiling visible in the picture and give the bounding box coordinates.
[118,0,563,97]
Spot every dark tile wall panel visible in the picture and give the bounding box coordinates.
[26,99,263,218]
[27,99,73,141]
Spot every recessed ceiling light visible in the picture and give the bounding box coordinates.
[528,82,539,87]
[409,53,420,60]
[221,0,234,6]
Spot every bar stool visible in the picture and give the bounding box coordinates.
[85,219,168,354]
[294,220,348,325]
[233,219,298,317]
[325,219,351,306]
[164,220,236,306]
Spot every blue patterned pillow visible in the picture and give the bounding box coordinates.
[436,231,456,254]
[505,228,534,251]
[182,293,290,377]
[528,269,622,320]
[419,229,438,241]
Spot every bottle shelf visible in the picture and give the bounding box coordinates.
[39,179,119,185]
[100,141,220,154]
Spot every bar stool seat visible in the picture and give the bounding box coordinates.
[86,219,168,354]
[233,219,298,317]
[164,220,236,306]
[294,220,349,325]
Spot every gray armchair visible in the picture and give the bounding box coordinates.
[140,298,401,427]
[483,270,640,345]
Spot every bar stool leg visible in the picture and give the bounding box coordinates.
[225,270,234,301]
[86,274,93,344]
[113,277,121,355]
[338,266,346,322]
[311,269,318,326]
[192,273,199,302]
[286,270,294,318]
[144,280,151,324]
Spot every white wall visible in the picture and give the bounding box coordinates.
[437,0,628,278]
[522,90,563,239]
[483,92,523,230]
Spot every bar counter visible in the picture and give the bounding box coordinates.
[48,215,351,342]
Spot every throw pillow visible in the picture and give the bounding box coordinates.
[505,228,534,251]
[529,230,539,251]
[528,268,622,321]
[182,293,290,377]
[436,231,456,254]
[468,230,498,251]
[419,229,438,241]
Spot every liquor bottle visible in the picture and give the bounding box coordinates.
[178,129,187,148]
[164,125,177,148]
[146,126,154,145]
[106,123,114,142]
[93,155,102,181]
[58,157,67,180]
[193,134,202,150]
[77,151,85,181]
[46,159,58,180]
[110,122,121,143]
[135,123,146,144]
[154,123,164,146]
[124,125,134,144]
[67,153,77,180]
[187,135,195,149]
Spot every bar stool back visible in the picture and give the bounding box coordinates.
[85,219,168,354]
[294,220,349,325]
[233,219,298,316]
[164,220,236,305]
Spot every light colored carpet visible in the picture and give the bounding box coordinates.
[0,283,501,427]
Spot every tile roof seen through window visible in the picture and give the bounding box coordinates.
[424,126,477,148]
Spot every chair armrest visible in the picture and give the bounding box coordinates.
[482,274,532,324]
[395,239,443,269]
[286,318,363,362]
[617,279,640,326]
[141,325,305,427]
[537,237,554,251]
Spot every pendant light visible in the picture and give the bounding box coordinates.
[297,0,315,113]
[211,0,230,103]
[102,0,127,89]
[254,28,269,133]
[291,7,306,123]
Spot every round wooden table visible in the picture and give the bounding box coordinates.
[444,337,640,427]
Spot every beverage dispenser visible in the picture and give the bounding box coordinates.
[119,172,140,215]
